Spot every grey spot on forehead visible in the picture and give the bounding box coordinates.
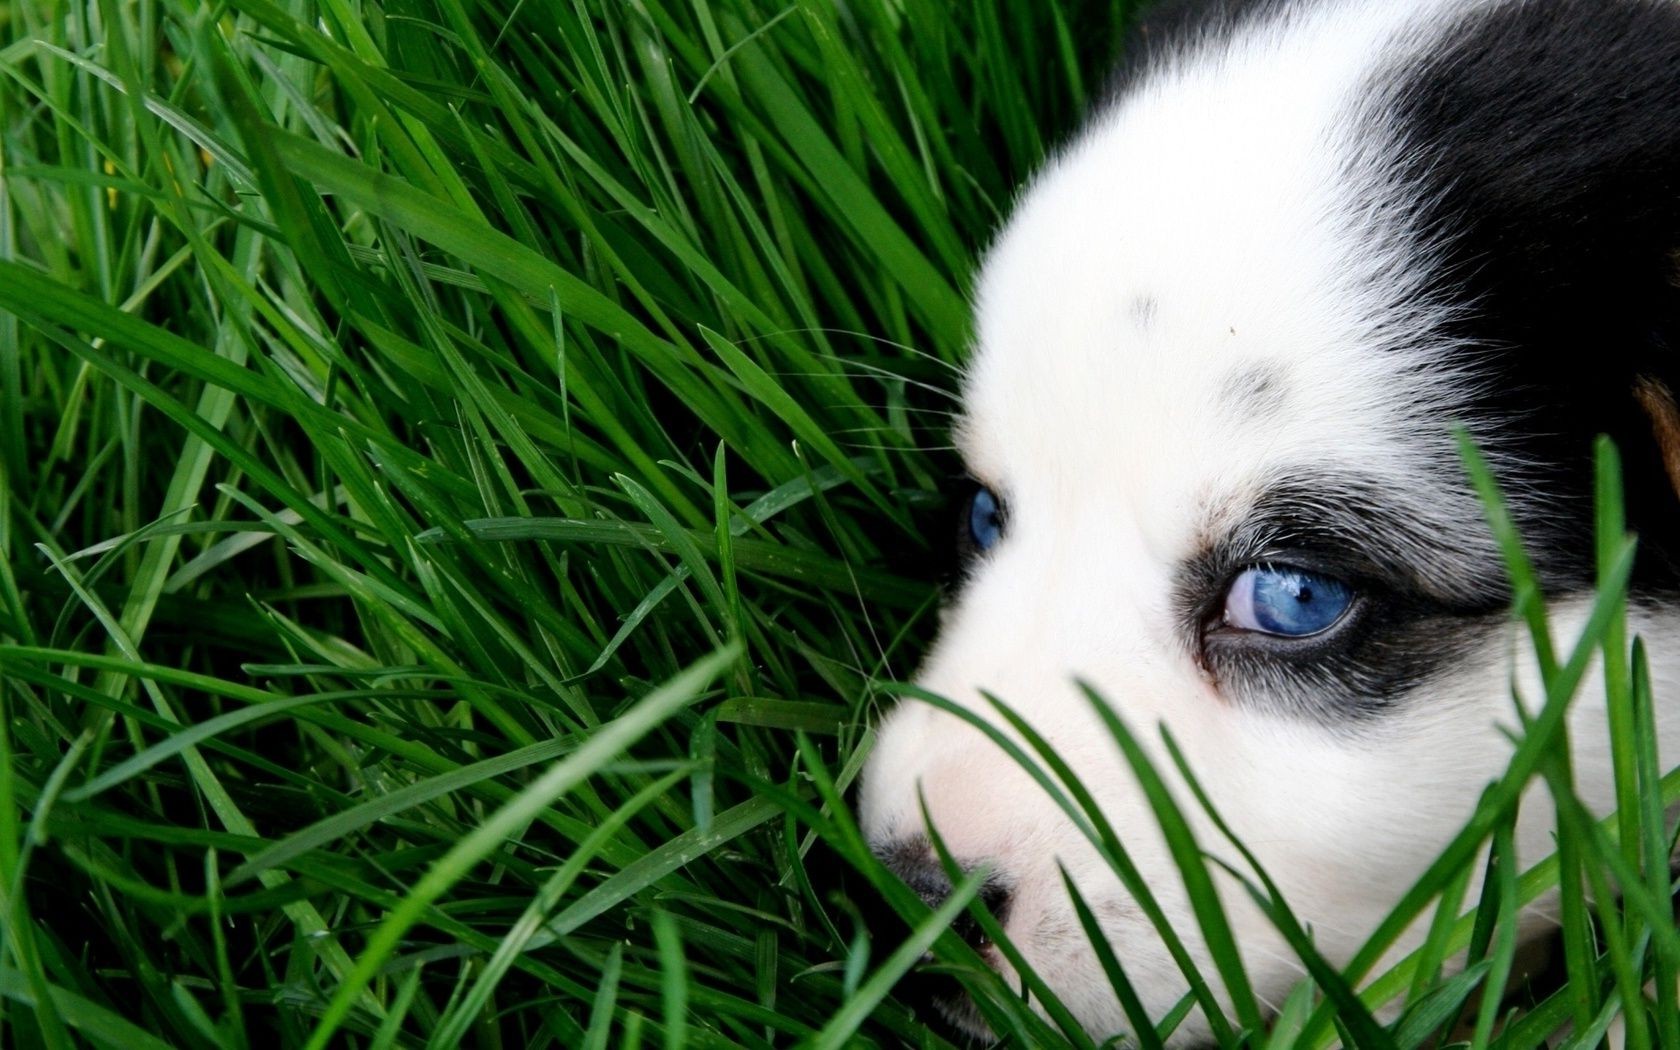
[1218,361,1288,420]
[1129,295,1158,329]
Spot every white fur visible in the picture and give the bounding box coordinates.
[857,0,1680,1042]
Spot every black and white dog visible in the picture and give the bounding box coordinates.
[859,0,1680,1041]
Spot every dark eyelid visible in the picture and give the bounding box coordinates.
[1203,590,1369,649]
[1179,480,1519,725]
[1192,473,1508,609]
[1173,472,1514,655]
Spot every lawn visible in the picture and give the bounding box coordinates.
[1,1,1675,1047]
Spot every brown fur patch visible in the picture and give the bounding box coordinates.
[1634,376,1680,500]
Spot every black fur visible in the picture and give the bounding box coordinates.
[1098,0,1680,598]
[1173,472,1510,721]
[1101,0,1680,727]
[1380,0,1680,591]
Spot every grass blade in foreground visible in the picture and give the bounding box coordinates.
[302,646,737,1049]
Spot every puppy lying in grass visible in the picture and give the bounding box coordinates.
[859,0,1680,1042]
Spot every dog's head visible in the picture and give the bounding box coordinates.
[859,0,1680,1040]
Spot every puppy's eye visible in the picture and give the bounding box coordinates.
[965,485,1006,553]
[1222,566,1353,637]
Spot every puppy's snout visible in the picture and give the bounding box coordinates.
[876,839,1012,950]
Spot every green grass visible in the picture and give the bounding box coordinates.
[0,1,1675,1047]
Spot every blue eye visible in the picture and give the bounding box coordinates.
[967,486,1005,552]
[1223,566,1353,637]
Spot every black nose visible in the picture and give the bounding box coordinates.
[876,838,1012,950]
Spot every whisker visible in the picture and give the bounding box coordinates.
[728,325,962,375]
[764,364,961,403]
[836,441,962,453]
[837,402,962,418]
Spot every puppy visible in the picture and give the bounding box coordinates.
[859,0,1680,1042]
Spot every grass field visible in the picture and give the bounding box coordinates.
[2,1,1677,1047]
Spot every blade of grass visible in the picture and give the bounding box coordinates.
[300,645,736,1050]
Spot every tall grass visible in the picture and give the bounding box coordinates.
[0,1,1674,1047]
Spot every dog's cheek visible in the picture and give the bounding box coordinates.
[888,620,1297,1024]
[1230,621,1557,969]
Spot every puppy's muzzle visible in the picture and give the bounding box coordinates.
[875,838,1013,952]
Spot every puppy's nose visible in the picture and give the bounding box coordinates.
[875,839,1012,950]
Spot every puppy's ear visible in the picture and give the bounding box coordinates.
[1634,376,1680,503]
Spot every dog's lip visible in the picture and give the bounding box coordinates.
[929,980,995,1042]
[888,949,1000,1043]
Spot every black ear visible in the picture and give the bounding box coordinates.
[1383,0,1680,587]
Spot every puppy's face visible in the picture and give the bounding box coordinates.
[859,0,1680,1040]
[861,109,1516,1039]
